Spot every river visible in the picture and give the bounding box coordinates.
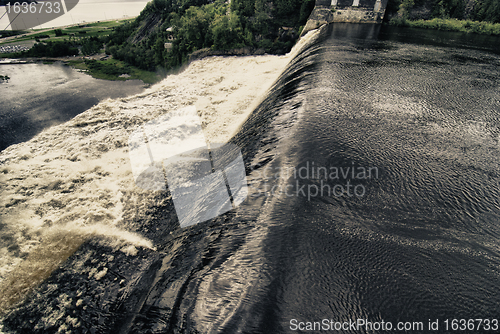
[1,23,500,333]
[0,61,145,151]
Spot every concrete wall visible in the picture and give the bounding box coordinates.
[332,0,388,22]
[301,0,388,35]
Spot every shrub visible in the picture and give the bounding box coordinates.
[398,17,500,35]
[23,41,79,57]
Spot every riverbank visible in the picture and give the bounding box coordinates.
[0,18,163,84]
[0,56,161,85]
[0,28,319,314]
[389,17,500,35]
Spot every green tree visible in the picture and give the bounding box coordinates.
[104,0,314,71]
[399,0,415,19]
[211,12,245,50]
[231,0,255,16]
[24,41,79,57]
[81,37,103,55]
[154,38,166,66]
[473,0,500,23]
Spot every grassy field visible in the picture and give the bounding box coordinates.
[67,58,160,84]
[0,19,135,45]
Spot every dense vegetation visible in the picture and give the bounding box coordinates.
[1,0,314,79]
[395,17,500,34]
[0,20,161,84]
[83,59,131,76]
[105,0,315,71]
[0,30,24,38]
[16,36,106,57]
[68,58,161,83]
[22,41,79,57]
[80,37,104,55]
[387,0,500,28]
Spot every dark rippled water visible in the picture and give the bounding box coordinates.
[3,23,500,333]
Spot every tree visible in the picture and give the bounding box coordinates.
[211,12,245,50]
[104,0,315,71]
[473,0,500,23]
[81,37,103,55]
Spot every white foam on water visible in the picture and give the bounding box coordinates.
[0,29,320,313]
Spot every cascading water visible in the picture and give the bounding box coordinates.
[1,23,500,333]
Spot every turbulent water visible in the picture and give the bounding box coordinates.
[0,61,145,151]
[1,23,500,333]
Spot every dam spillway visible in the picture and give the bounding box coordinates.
[2,23,500,334]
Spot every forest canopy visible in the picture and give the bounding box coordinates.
[105,0,315,71]
[386,0,500,23]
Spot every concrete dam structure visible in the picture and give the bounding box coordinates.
[303,0,389,34]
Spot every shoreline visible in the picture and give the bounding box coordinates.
[388,17,500,35]
[0,55,161,85]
